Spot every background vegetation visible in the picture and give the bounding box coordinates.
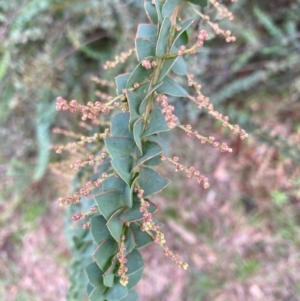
[0,0,299,300]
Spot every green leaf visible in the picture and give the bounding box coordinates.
[136,24,158,43]
[137,167,169,197]
[121,289,139,301]
[156,76,188,97]
[126,90,142,129]
[134,141,162,168]
[156,17,171,57]
[115,73,131,95]
[102,177,127,193]
[106,209,124,242]
[91,215,111,244]
[186,0,208,7]
[133,118,144,153]
[87,283,94,296]
[144,155,163,167]
[139,82,164,113]
[105,282,128,301]
[124,228,136,256]
[94,190,125,220]
[124,176,138,208]
[126,62,152,89]
[94,239,118,271]
[155,0,163,23]
[171,19,194,48]
[89,284,106,301]
[111,156,133,186]
[105,137,135,158]
[111,113,133,139]
[135,38,156,62]
[147,134,169,155]
[120,196,157,223]
[103,257,117,287]
[126,249,144,275]
[142,106,170,137]
[144,0,158,24]
[157,57,179,82]
[162,0,181,18]
[85,262,104,287]
[172,55,188,76]
[127,268,144,290]
[130,223,153,248]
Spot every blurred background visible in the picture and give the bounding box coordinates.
[0,0,300,300]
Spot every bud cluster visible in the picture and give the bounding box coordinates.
[71,212,86,222]
[141,59,157,70]
[161,155,210,189]
[69,153,108,170]
[91,76,114,87]
[196,29,209,47]
[209,0,234,21]
[190,6,236,43]
[52,127,82,139]
[117,235,129,286]
[179,124,233,153]
[187,74,248,140]
[104,48,135,70]
[53,131,109,154]
[156,94,178,129]
[135,188,160,232]
[57,173,113,206]
[56,97,119,121]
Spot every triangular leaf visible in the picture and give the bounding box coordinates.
[156,17,171,57]
[172,55,188,75]
[115,73,131,95]
[94,190,125,220]
[126,249,144,275]
[133,118,144,153]
[142,106,170,137]
[94,239,118,271]
[126,90,143,129]
[89,284,106,301]
[157,57,179,82]
[130,223,153,248]
[105,282,128,301]
[85,262,104,287]
[102,176,127,193]
[137,167,169,197]
[135,38,156,62]
[120,196,157,223]
[127,268,144,290]
[106,209,124,242]
[147,134,169,155]
[162,0,181,18]
[124,228,136,256]
[111,113,133,139]
[171,19,194,48]
[155,0,163,23]
[144,0,158,24]
[103,257,117,287]
[136,24,158,43]
[91,215,111,244]
[134,141,162,168]
[156,76,188,97]
[139,82,163,113]
[105,137,135,158]
[121,289,139,301]
[144,155,163,167]
[126,62,152,89]
[111,156,133,186]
